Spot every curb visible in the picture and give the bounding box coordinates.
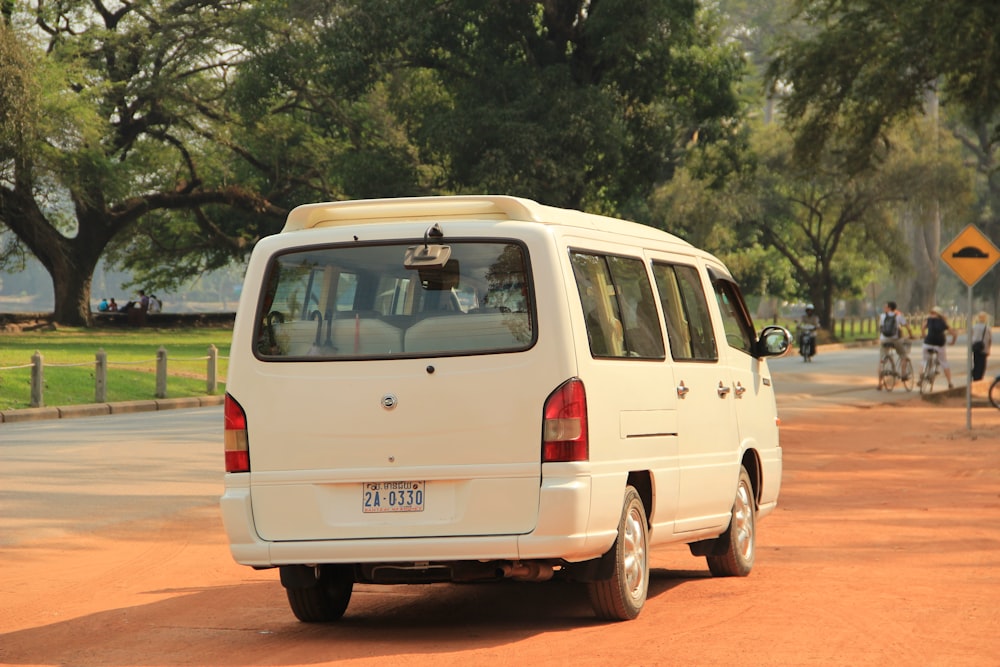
[1,395,225,423]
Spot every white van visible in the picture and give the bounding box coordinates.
[221,195,790,622]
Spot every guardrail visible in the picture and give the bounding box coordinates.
[1,345,225,408]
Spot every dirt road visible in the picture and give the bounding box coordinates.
[2,390,998,666]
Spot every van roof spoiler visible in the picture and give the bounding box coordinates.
[280,195,691,247]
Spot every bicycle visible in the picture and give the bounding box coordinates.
[878,341,914,392]
[919,348,941,395]
[989,374,1000,410]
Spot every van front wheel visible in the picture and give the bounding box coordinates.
[587,486,649,621]
[707,466,756,577]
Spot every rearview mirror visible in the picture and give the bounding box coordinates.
[404,244,452,270]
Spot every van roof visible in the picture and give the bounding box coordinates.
[282,195,691,246]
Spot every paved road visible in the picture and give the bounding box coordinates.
[770,334,997,412]
[0,408,223,547]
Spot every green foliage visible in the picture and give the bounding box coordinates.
[235,0,750,212]
[650,119,971,326]
[648,160,796,299]
[768,0,1000,174]
[4,0,755,323]
[735,123,904,311]
[14,0,989,325]
[0,22,37,158]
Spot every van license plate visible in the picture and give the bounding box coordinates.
[363,481,425,513]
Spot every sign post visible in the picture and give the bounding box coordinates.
[940,225,1000,429]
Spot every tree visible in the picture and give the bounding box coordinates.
[647,164,797,311]
[950,111,1000,316]
[247,0,750,214]
[0,1,283,326]
[726,124,909,328]
[2,0,753,325]
[767,0,999,171]
[766,0,1000,311]
[887,116,976,311]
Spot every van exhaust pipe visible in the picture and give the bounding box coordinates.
[496,561,555,582]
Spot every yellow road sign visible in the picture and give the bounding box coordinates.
[940,225,1000,287]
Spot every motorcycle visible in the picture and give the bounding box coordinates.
[798,324,817,362]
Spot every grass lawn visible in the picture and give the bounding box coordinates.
[0,327,232,411]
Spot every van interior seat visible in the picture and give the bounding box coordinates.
[272,320,323,356]
[405,312,529,353]
[330,315,403,355]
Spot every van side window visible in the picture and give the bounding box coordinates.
[711,276,756,355]
[651,262,718,361]
[570,252,664,360]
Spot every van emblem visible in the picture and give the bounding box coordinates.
[381,394,398,410]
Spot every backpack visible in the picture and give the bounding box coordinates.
[880,312,899,338]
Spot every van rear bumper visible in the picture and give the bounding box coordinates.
[221,472,617,567]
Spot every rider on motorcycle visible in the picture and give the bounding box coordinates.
[797,304,820,359]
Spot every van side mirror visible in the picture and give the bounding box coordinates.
[757,325,792,358]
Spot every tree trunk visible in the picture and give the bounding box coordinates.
[44,219,110,326]
[2,184,108,327]
[50,261,96,327]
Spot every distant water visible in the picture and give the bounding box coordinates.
[0,296,234,314]
[0,296,52,313]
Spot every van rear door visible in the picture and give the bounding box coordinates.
[239,239,547,542]
[244,355,545,541]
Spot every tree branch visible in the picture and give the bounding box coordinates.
[110,186,285,228]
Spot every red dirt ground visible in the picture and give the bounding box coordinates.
[2,386,998,666]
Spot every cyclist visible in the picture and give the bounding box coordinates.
[877,300,913,389]
[921,306,958,389]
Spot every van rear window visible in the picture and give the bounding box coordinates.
[254,241,534,359]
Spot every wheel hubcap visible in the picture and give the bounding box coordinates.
[623,505,647,600]
[732,482,755,563]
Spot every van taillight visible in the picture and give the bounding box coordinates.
[224,394,250,473]
[542,379,588,462]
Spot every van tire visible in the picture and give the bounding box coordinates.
[587,486,649,621]
[285,565,354,622]
[707,466,756,577]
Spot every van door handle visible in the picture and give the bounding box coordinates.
[717,382,731,398]
[676,381,689,398]
[734,381,746,398]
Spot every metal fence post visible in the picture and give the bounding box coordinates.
[207,344,218,395]
[95,349,107,403]
[30,351,43,408]
[156,346,167,399]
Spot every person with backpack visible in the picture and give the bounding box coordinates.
[921,306,958,389]
[877,301,913,388]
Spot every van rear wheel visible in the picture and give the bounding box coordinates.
[707,466,756,577]
[587,486,649,621]
[284,565,354,622]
